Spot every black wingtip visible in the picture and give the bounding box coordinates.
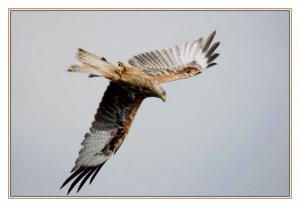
[60,163,107,194]
[208,53,220,64]
[60,169,82,190]
[88,74,99,78]
[207,62,217,68]
[76,168,97,193]
[210,30,217,39]
[66,168,91,195]
[206,41,220,58]
[89,162,105,185]
[67,187,72,195]
[203,31,217,52]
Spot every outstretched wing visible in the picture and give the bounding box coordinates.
[128,31,220,83]
[60,82,144,194]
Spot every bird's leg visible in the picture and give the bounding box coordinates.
[116,61,127,80]
[115,68,124,79]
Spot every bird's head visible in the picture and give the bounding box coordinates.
[153,86,166,102]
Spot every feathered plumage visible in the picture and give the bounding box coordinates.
[61,31,220,194]
[128,31,219,83]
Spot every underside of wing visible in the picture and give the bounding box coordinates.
[60,82,144,194]
[128,31,220,83]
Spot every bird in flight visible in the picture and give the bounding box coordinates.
[60,31,220,194]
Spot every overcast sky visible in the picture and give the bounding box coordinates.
[10,10,290,197]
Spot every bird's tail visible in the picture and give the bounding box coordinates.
[67,48,119,80]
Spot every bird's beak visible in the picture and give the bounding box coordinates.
[160,94,166,102]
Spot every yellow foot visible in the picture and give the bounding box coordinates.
[115,68,124,80]
[116,61,127,80]
[118,62,127,70]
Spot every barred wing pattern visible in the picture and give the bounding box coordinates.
[128,31,220,83]
[61,82,144,194]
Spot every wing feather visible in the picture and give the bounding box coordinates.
[61,82,144,194]
[208,53,220,64]
[173,46,183,66]
[128,31,220,83]
[155,50,171,68]
[202,31,216,52]
[89,163,105,184]
[76,167,98,193]
[67,168,91,195]
[206,42,220,58]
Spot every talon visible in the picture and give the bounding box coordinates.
[115,68,124,80]
[116,61,127,80]
[118,61,124,67]
[118,61,127,70]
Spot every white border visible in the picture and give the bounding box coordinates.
[1,0,299,207]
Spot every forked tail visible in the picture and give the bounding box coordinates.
[67,48,119,80]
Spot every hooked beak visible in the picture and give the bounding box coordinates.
[160,94,166,102]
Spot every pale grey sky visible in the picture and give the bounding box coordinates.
[10,10,290,196]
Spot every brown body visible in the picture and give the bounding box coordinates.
[115,66,156,88]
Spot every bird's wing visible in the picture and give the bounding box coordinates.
[60,82,144,194]
[128,31,220,84]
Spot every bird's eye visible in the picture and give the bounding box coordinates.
[118,62,123,66]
